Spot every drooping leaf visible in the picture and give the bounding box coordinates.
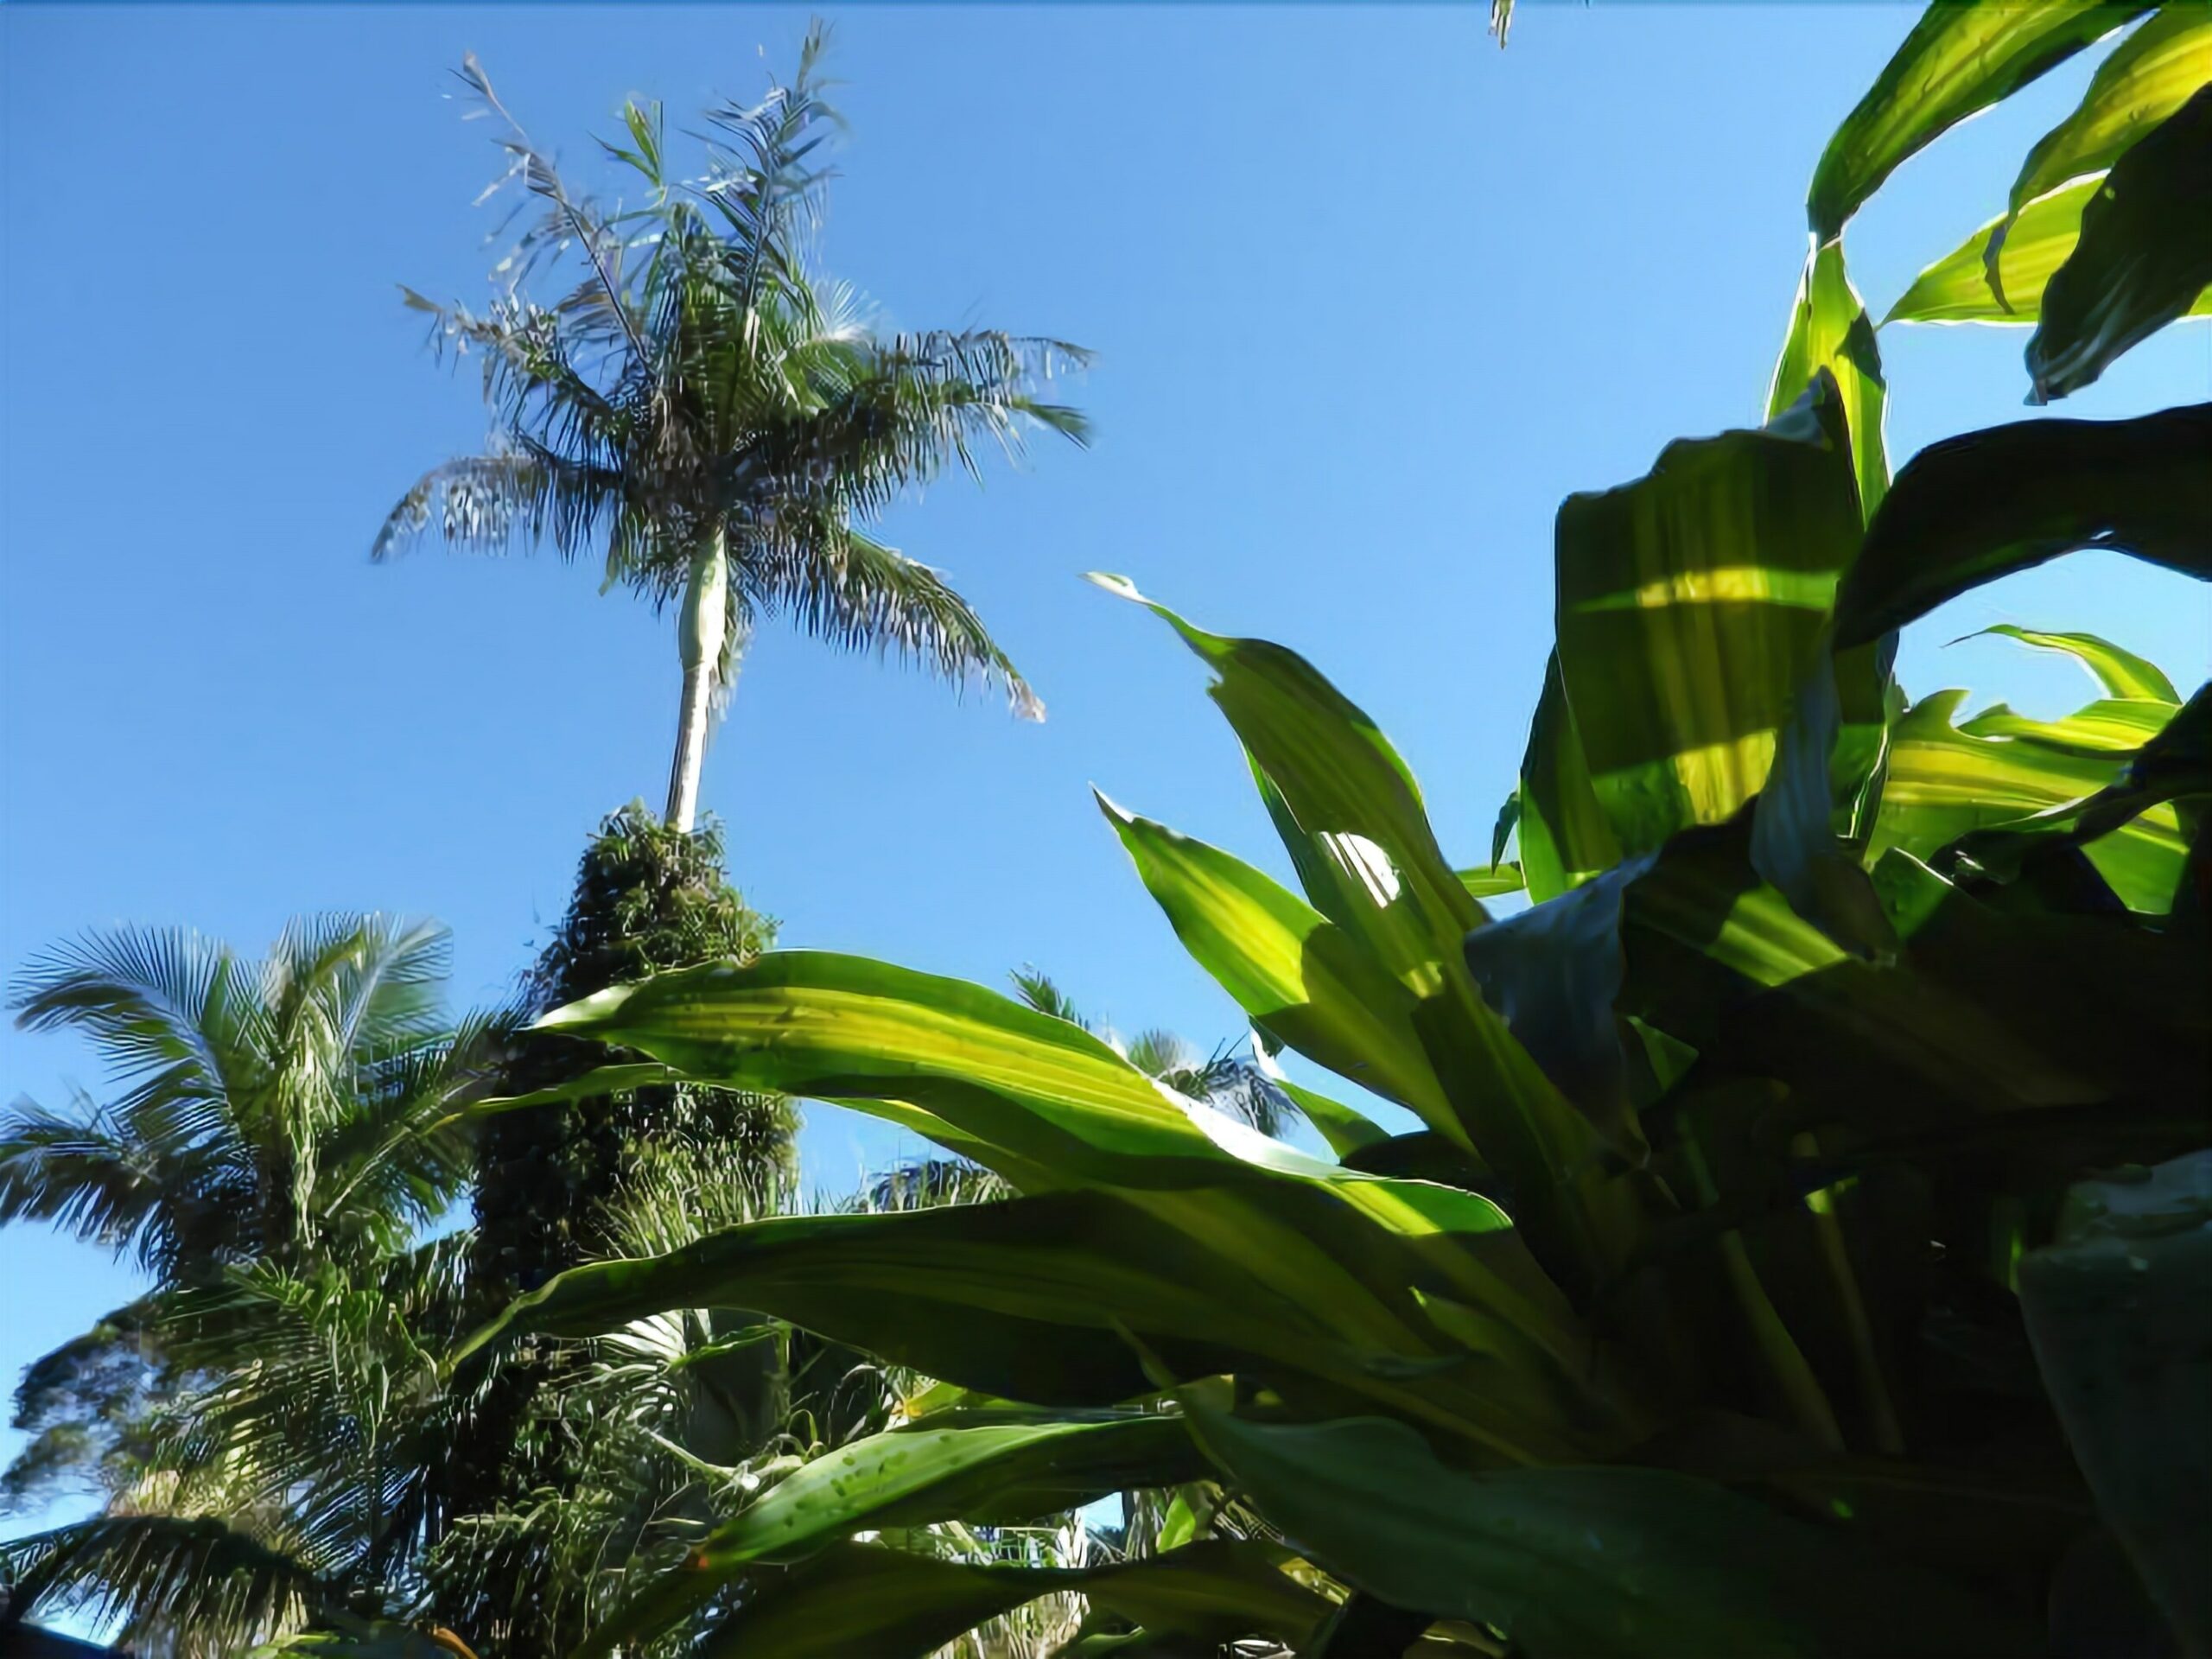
[1871,689,2190,912]
[2030,83,2212,400]
[1959,696,2178,755]
[2019,1150,2212,1656]
[1098,795,1455,1133]
[1552,374,1863,859]
[1770,237,1890,519]
[1993,7,2212,300]
[1090,581,1639,1290]
[1177,1393,2029,1657]
[690,1540,1328,1659]
[1808,0,2152,238]
[1090,574,1483,969]
[1964,624,2182,702]
[1885,177,2212,324]
[1833,402,2212,644]
[460,1178,1638,1474]
[580,1412,1206,1650]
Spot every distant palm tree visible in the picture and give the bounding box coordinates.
[1007,968,1302,1140]
[378,27,1090,830]
[0,918,499,1652]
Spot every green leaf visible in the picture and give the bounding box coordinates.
[2020,1150,2212,1655]
[2031,83,2212,400]
[1089,573,1482,969]
[1457,861,1527,900]
[1887,177,2209,324]
[1808,0,2152,238]
[1098,794,1456,1134]
[1872,689,2189,912]
[582,1412,1207,1650]
[1090,580,1639,1290]
[1993,7,2212,299]
[1513,653,1623,903]
[1177,1394,2031,1657]
[1959,696,2178,755]
[461,1178,1639,1471]
[1770,238,1890,520]
[692,1540,1328,1659]
[1964,624,2182,702]
[1945,681,2209,904]
[1553,374,1863,858]
[1834,402,2212,644]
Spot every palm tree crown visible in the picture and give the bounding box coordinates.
[376,27,1091,827]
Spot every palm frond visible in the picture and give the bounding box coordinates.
[749,520,1042,718]
[372,448,626,566]
[1007,967,1089,1029]
[0,1513,327,1650]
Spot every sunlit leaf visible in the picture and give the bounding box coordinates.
[2031,84,2212,400]
[1808,0,2152,238]
[1553,375,1863,858]
[1770,238,1890,519]
[1963,624,2182,702]
[1993,7,2212,299]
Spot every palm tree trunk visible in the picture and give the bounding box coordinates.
[665,531,728,833]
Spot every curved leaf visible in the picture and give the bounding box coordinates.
[1099,794,1455,1135]
[1872,689,2189,912]
[1965,624,2182,702]
[1885,176,2212,325]
[1513,654,1622,903]
[692,1540,1327,1659]
[1770,237,1890,520]
[1177,1394,2030,1657]
[1994,6,2212,297]
[1553,375,1863,858]
[581,1412,1205,1651]
[1808,0,2151,238]
[1834,402,2212,644]
[2030,83,2212,400]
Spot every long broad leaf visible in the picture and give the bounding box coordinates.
[1886,175,2212,325]
[1808,0,2152,238]
[579,1412,1205,1651]
[1993,7,2212,298]
[1552,375,1863,859]
[458,1182,1641,1471]
[1099,795,1455,1134]
[693,1540,1327,1659]
[1833,402,2212,644]
[1872,689,2188,912]
[2030,83,2212,400]
[1177,1392,2030,1658]
[1964,624,2181,702]
[1513,653,1623,904]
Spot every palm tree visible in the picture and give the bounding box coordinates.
[0,918,500,1650]
[1006,969,1302,1139]
[377,27,1090,830]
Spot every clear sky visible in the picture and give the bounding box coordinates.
[3,2,2207,1545]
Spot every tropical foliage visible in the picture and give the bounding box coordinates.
[8,5,2210,1656]
[443,8,2212,1656]
[377,28,1089,830]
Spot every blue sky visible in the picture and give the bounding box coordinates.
[2,2,2206,1545]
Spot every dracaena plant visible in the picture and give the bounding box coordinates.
[378,24,1090,832]
[455,7,2209,1656]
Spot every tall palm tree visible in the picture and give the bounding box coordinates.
[377,27,1090,830]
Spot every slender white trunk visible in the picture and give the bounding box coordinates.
[664,532,728,832]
